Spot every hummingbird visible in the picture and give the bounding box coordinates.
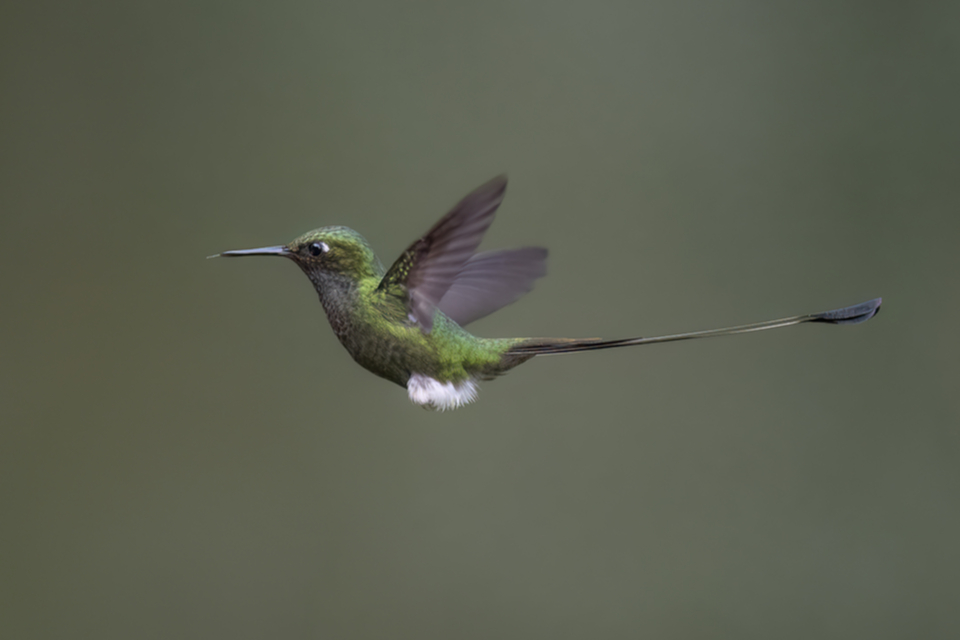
[212,176,881,410]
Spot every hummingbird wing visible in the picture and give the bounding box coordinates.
[378,175,507,332]
[436,247,548,326]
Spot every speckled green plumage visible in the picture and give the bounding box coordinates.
[286,227,533,389]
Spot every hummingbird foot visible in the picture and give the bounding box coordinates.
[407,374,479,411]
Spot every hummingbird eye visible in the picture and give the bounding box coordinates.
[307,241,329,257]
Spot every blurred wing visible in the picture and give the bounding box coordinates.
[437,248,548,326]
[378,175,507,332]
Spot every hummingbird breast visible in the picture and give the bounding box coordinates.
[333,287,512,387]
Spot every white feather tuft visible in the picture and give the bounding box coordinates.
[407,374,479,411]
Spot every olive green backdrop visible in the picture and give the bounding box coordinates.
[3,1,957,638]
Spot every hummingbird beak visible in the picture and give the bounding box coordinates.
[208,245,292,259]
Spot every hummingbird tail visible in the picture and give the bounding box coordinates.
[506,298,882,357]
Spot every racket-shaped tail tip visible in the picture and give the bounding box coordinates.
[813,297,882,325]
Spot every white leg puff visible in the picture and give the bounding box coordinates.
[407,373,479,411]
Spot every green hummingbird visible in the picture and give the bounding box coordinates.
[212,176,881,410]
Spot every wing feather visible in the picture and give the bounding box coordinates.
[378,176,507,331]
[437,248,548,326]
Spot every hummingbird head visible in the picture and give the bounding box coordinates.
[214,226,383,287]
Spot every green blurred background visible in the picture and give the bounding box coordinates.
[3,1,958,638]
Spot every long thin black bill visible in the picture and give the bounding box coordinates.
[207,246,289,259]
